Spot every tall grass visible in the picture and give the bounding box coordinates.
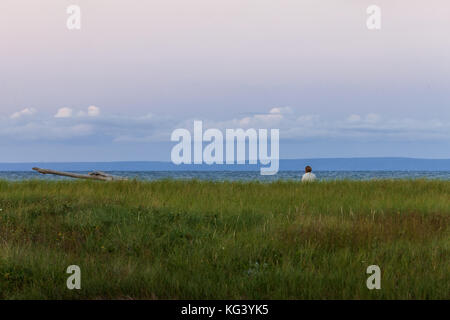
[0,179,448,299]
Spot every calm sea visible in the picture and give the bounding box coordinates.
[1,171,450,182]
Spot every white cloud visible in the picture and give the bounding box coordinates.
[87,105,100,117]
[1,106,449,144]
[54,107,73,118]
[269,106,293,114]
[217,107,292,129]
[75,106,102,117]
[10,108,36,119]
[184,108,450,143]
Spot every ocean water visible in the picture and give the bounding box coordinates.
[1,171,450,182]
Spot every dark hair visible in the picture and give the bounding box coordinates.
[305,166,312,173]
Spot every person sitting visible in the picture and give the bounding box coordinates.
[302,165,317,182]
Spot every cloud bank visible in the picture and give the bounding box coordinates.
[1,106,449,145]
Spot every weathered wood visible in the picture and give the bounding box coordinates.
[32,167,127,181]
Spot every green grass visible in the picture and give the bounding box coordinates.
[0,179,448,299]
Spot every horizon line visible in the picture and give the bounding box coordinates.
[1,157,450,164]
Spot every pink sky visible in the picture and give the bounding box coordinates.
[0,0,449,161]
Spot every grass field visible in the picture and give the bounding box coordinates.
[0,179,448,299]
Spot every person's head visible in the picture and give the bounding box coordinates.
[305,166,312,173]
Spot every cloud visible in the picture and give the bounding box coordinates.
[87,106,100,117]
[54,107,73,118]
[1,106,449,144]
[174,108,450,143]
[347,113,381,124]
[225,110,449,142]
[55,105,100,119]
[0,122,93,141]
[78,106,101,117]
[269,106,293,114]
[10,108,36,119]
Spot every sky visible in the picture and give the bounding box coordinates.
[0,0,449,162]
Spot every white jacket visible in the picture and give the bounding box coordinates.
[302,172,317,182]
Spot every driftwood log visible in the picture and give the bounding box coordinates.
[32,167,128,181]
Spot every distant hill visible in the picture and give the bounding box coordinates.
[1,158,450,171]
